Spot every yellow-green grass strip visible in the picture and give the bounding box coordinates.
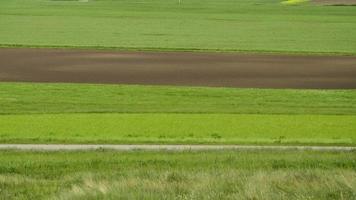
[281,0,309,5]
[0,113,355,145]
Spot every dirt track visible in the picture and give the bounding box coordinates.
[0,144,354,152]
[1,48,356,89]
[312,0,356,5]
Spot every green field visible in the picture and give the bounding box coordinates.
[1,0,356,54]
[0,83,355,145]
[1,0,356,198]
[0,150,355,199]
[2,83,356,115]
[1,113,355,144]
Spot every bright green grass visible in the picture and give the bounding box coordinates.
[0,83,355,145]
[1,83,355,115]
[0,113,355,144]
[281,0,309,5]
[0,0,356,54]
[0,150,355,199]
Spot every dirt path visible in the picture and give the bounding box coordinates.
[312,0,356,5]
[1,48,356,88]
[0,144,354,151]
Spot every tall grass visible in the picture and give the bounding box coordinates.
[0,150,355,200]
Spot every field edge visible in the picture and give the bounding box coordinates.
[1,44,356,56]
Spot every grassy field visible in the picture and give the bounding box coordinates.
[0,0,356,54]
[0,150,355,199]
[1,0,355,198]
[1,113,355,144]
[1,83,356,115]
[0,82,355,145]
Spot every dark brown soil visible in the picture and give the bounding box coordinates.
[1,48,356,89]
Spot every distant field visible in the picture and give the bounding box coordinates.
[0,150,355,199]
[0,0,356,54]
[0,83,355,145]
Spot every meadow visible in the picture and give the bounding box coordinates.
[0,83,355,145]
[0,0,356,54]
[0,150,355,199]
[1,113,356,144]
[0,0,356,198]
[1,83,356,115]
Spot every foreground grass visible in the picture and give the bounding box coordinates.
[0,0,356,54]
[0,113,355,145]
[1,83,355,115]
[0,82,355,145]
[0,150,355,200]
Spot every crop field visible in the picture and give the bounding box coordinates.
[2,113,356,144]
[1,0,356,198]
[2,83,356,115]
[0,150,355,199]
[1,48,356,88]
[0,0,356,54]
[0,82,355,145]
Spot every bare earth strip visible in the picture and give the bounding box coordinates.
[0,144,355,151]
[1,48,356,89]
[312,0,356,5]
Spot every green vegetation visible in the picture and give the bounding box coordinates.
[1,0,356,54]
[0,150,355,200]
[0,82,355,145]
[1,113,355,144]
[1,0,355,198]
[281,0,309,5]
[1,83,356,115]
